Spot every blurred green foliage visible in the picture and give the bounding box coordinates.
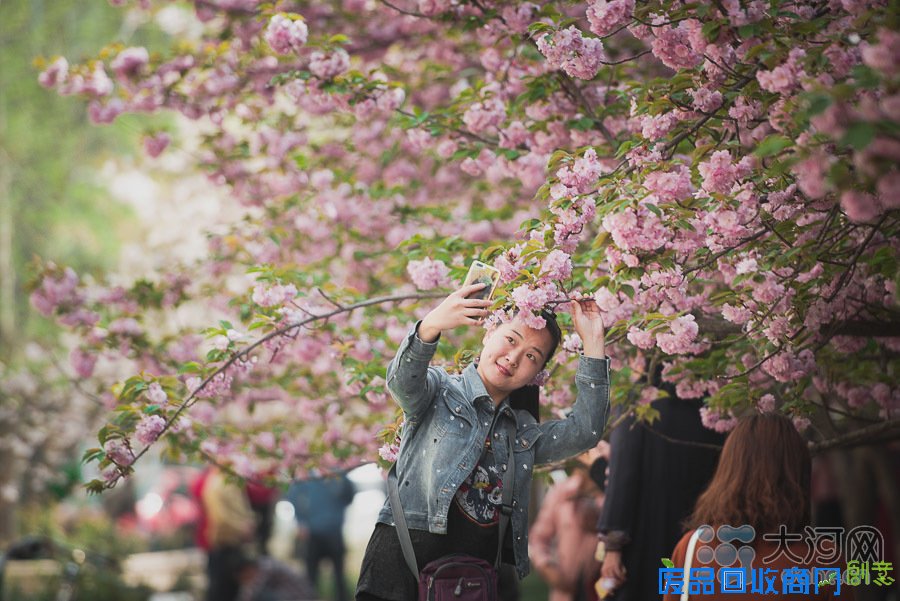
[0,0,168,360]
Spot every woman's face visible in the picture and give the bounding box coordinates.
[477,318,555,396]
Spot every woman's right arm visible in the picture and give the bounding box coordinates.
[385,322,445,416]
[385,283,492,416]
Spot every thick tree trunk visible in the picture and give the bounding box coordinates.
[833,446,898,601]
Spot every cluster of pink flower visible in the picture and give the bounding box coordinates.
[539,249,573,281]
[650,22,702,70]
[30,266,82,316]
[535,26,606,80]
[309,49,351,79]
[656,314,703,355]
[252,282,299,308]
[697,150,753,195]
[407,257,452,290]
[104,438,136,467]
[586,0,635,37]
[756,48,807,94]
[264,14,309,55]
[555,148,606,195]
[699,407,739,433]
[135,414,167,446]
[601,206,669,253]
[760,349,816,383]
[643,163,693,203]
[462,96,506,135]
[689,86,723,113]
[720,0,766,27]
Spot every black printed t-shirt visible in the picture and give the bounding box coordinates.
[355,443,504,601]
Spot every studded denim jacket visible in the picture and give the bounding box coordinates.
[376,323,611,578]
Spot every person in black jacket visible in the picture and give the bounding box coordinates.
[595,384,724,600]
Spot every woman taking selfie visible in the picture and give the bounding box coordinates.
[356,281,611,601]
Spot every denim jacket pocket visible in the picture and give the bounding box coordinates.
[435,388,476,437]
[513,425,542,451]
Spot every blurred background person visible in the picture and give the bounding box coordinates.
[202,465,257,601]
[531,443,609,601]
[663,413,852,601]
[287,472,356,601]
[237,553,321,601]
[596,386,724,600]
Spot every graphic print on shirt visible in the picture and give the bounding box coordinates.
[453,450,504,526]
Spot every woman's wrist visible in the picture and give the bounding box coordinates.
[582,344,606,359]
[416,318,441,343]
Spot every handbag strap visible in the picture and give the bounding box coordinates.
[680,528,702,601]
[387,413,518,579]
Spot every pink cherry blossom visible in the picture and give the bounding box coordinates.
[586,0,635,37]
[700,407,738,433]
[104,439,135,466]
[626,326,655,349]
[656,314,700,355]
[252,283,298,308]
[265,14,309,55]
[840,190,882,223]
[540,249,573,281]
[757,394,776,413]
[309,49,350,79]
[535,26,606,80]
[861,28,900,76]
[651,24,702,70]
[689,86,723,113]
[111,47,149,81]
[407,258,451,290]
[70,347,97,378]
[643,164,692,202]
[143,132,171,157]
[145,382,168,406]
[38,57,68,88]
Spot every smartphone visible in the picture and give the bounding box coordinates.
[463,260,500,300]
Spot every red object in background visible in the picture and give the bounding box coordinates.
[190,467,212,550]
[246,481,279,507]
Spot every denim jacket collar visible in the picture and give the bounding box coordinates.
[461,362,516,424]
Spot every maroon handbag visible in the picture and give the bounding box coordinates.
[417,554,498,601]
[387,421,516,601]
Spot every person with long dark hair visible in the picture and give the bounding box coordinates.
[355,283,611,600]
[663,413,852,601]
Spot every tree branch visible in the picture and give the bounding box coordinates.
[810,420,900,455]
[103,290,446,488]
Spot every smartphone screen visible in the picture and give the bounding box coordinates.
[463,261,500,300]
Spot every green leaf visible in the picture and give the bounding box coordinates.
[82,448,104,464]
[177,362,203,374]
[804,93,832,117]
[662,558,675,568]
[841,122,875,150]
[754,135,792,158]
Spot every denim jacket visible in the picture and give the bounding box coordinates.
[376,323,611,578]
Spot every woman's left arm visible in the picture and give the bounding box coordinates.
[532,300,610,464]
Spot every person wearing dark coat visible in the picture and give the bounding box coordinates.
[595,393,725,600]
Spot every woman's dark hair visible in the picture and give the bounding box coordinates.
[539,308,563,367]
[508,309,562,421]
[687,413,811,534]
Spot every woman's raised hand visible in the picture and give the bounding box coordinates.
[571,299,606,359]
[417,283,493,342]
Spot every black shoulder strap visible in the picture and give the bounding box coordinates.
[387,415,518,579]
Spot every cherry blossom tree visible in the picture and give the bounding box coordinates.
[32,0,899,493]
